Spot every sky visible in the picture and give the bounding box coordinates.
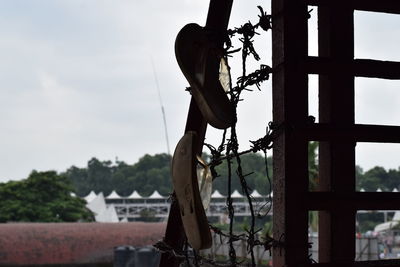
[0,1,399,182]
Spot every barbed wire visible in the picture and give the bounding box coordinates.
[203,5,274,266]
[157,6,281,267]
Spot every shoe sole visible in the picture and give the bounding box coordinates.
[175,23,234,129]
[171,131,212,250]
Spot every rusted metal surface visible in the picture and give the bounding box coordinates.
[307,0,400,14]
[317,4,356,263]
[300,260,400,267]
[0,222,165,265]
[298,124,400,143]
[307,192,400,210]
[305,57,400,80]
[271,0,400,266]
[271,0,309,266]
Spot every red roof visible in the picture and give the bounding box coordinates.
[0,222,166,265]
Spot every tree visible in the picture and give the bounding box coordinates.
[212,153,272,195]
[64,154,173,197]
[308,141,319,191]
[0,171,93,222]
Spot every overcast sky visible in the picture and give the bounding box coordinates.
[0,1,399,182]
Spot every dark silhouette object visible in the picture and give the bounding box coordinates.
[175,23,234,129]
[271,0,400,266]
[159,0,233,266]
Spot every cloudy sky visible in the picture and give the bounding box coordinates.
[0,1,399,182]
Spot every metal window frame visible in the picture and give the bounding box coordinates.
[271,0,400,266]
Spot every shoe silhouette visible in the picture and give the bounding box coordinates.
[175,23,234,129]
[171,131,212,250]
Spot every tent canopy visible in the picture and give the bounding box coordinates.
[231,190,243,198]
[84,191,97,203]
[148,190,165,199]
[251,190,263,198]
[106,190,122,199]
[127,190,142,199]
[211,190,225,198]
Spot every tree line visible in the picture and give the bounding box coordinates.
[0,171,93,223]
[1,143,399,224]
[64,145,400,198]
[65,153,273,197]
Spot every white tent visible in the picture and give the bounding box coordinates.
[127,190,142,199]
[251,190,263,198]
[95,204,119,223]
[377,188,382,192]
[84,190,97,203]
[393,188,399,193]
[148,190,165,199]
[106,190,122,199]
[86,192,107,216]
[360,188,365,192]
[86,193,120,222]
[231,190,243,198]
[211,190,225,198]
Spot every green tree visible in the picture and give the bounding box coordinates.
[64,154,173,197]
[308,141,319,191]
[212,153,272,195]
[66,166,89,196]
[359,166,388,192]
[0,171,93,222]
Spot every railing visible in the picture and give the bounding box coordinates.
[108,200,272,221]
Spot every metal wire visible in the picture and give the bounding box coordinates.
[156,6,280,266]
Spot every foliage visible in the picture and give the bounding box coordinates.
[308,142,319,191]
[357,166,400,192]
[357,212,385,233]
[0,171,93,222]
[2,149,399,230]
[213,153,272,196]
[65,153,173,197]
[66,153,272,198]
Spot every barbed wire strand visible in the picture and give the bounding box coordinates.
[156,6,280,266]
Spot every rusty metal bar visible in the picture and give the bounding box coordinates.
[272,0,310,266]
[307,192,400,210]
[318,4,356,264]
[160,1,233,266]
[296,124,400,143]
[306,57,400,80]
[307,0,400,14]
[300,259,400,267]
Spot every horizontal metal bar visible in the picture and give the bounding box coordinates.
[306,192,400,211]
[306,57,400,80]
[295,123,400,143]
[306,0,400,14]
[354,59,400,79]
[299,259,400,267]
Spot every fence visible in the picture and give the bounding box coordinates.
[200,233,380,265]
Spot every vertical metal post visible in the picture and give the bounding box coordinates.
[271,0,310,266]
[318,4,356,264]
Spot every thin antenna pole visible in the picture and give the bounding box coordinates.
[150,57,171,155]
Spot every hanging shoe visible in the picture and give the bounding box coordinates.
[175,23,234,129]
[171,131,212,250]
